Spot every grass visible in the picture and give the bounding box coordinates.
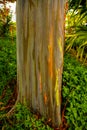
[0,38,87,129]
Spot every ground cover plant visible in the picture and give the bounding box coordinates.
[1,103,53,130]
[0,38,87,129]
[62,53,87,130]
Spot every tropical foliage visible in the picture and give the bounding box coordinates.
[62,53,87,130]
[65,0,87,63]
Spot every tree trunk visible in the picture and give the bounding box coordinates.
[16,0,64,127]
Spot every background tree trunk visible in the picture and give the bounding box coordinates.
[16,0,64,127]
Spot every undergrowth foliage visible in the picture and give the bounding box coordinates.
[62,53,87,130]
[0,38,16,96]
[4,103,53,130]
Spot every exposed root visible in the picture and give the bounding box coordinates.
[59,103,69,130]
[0,78,18,119]
[6,98,19,118]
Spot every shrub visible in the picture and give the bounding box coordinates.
[0,38,16,96]
[62,53,87,130]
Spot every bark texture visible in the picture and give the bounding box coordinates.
[16,0,64,127]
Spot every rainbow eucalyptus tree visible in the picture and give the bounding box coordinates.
[16,0,64,127]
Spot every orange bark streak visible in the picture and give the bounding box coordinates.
[48,27,53,79]
[44,93,48,105]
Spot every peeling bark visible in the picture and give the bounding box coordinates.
[16,0,64,127]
